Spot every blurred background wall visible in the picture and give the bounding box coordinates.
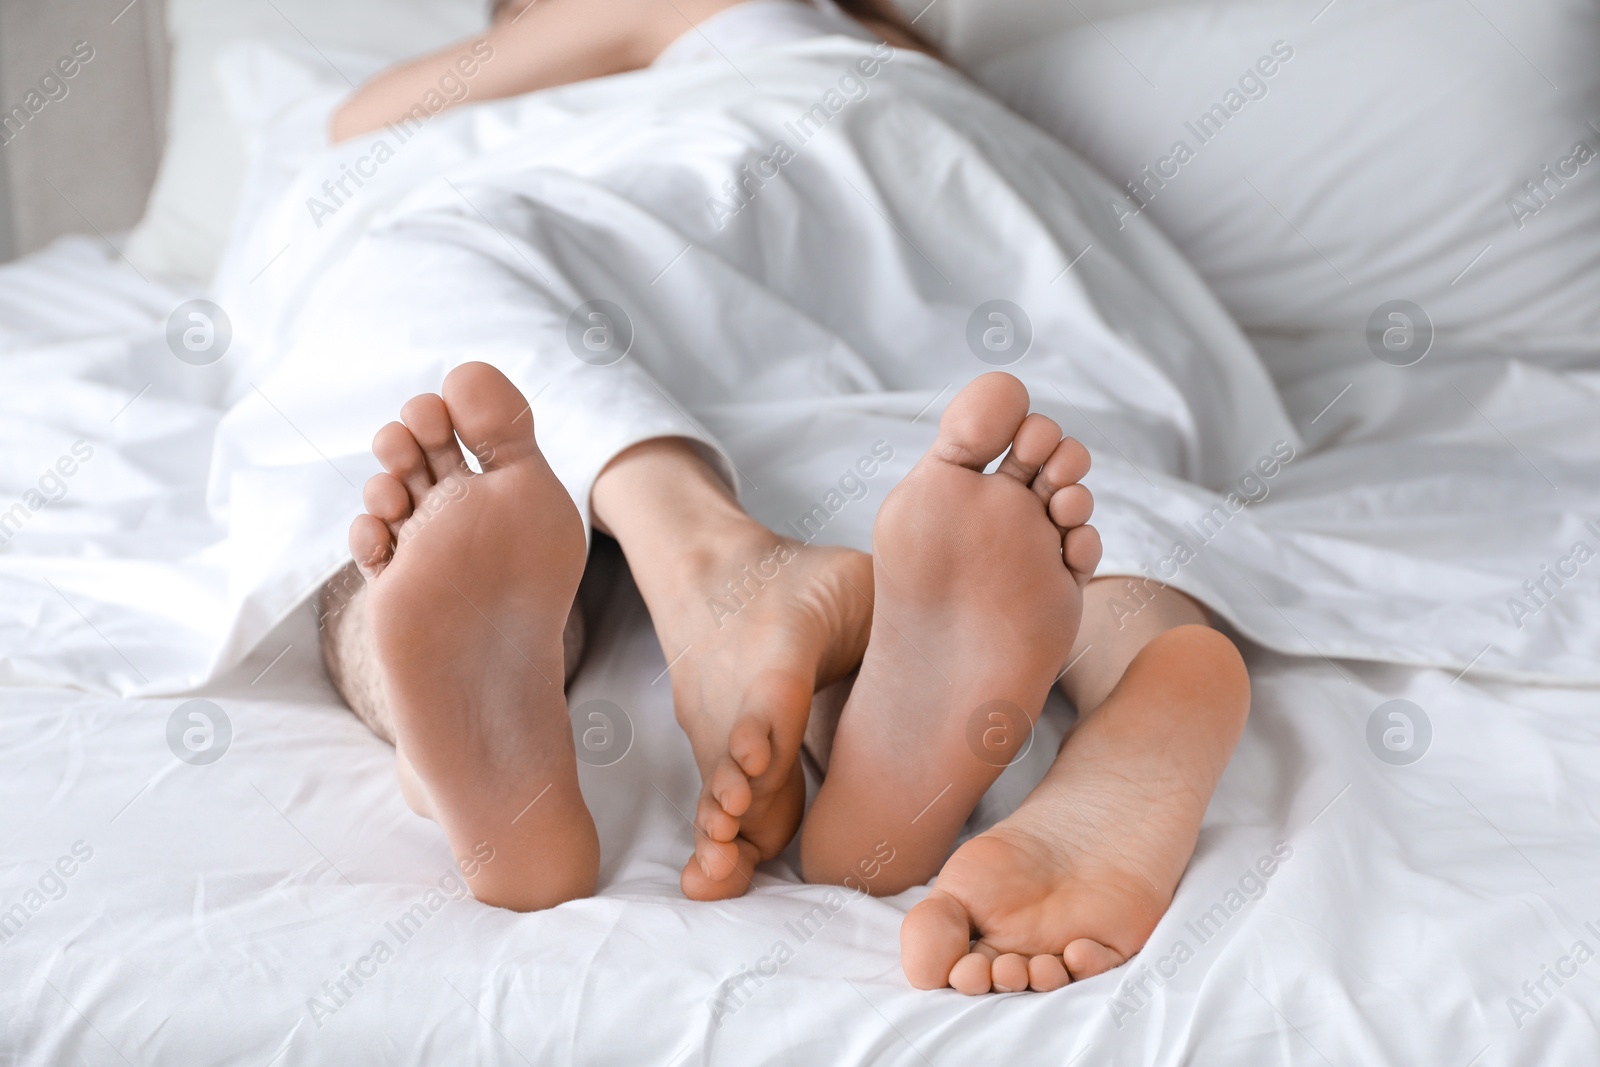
[0,0,167,263]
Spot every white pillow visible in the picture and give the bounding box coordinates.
[903,0,1187,67]
[126,0,487,283]
[978,0,1600,361]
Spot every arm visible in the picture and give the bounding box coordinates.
[330,0,703,143]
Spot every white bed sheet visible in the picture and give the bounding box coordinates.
[2,240,1598,1066]
[6,562,1600,1065]
[3,39,1599,1067]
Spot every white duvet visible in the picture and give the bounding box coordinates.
[3,34,1599,1065]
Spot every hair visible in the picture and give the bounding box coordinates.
[831,0,941,56]
[490,0,530,24]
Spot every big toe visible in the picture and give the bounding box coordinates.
[933,372,1031,470]
[900,892,973,990]
[440,362,537,468]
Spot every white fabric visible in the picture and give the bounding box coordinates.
[8,38,1597,698]
[5,565,1600,1064]
[654,0,875,68]
[3,33,1600,1067]
[125,0,487,283]
[892,0,1189,67]
[977,0,1600,371]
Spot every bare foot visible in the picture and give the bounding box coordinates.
[351,362,598,911]
[899,626,1250,993]
[799,372,1101,892]
[637,528,873,901]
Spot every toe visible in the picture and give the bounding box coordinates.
[695,793,740,843]
[727,709,781,781]
[991,953,1030,993]
[348,514,392,579]
[440,361,537,469]
[1028,954,1070,991]
[399,392,463,482]
[363,473,412,534]
[1048,484,1094,530]
[373,420,433,498]
[709,754,753,818]
[693,833,742,882]
[933,372,1031,470]
[994,413,1062,484]
[900,891,973,990]
[1064,938,1127,981]
[949,952,993,995]
[681,838,758,901]
[1064,524,1102,586]
[1032,436,1092,504]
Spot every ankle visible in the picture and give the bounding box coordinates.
[591,437,779,602]
[632,517,794,629]
[592,438,744,536]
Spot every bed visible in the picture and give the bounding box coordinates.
[4,0,1598,1063]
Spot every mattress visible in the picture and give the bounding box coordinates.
[4,236,1599,1065]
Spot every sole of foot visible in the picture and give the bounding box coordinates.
[799,371,1101,894]
[899,625,1251,993]
[351,361,598,911]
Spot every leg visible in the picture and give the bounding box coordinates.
[318,564,391,743]
[899,582,1250,993]
[799,372,1100,891]
[590,439,873,900]
[338,362,598,911]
